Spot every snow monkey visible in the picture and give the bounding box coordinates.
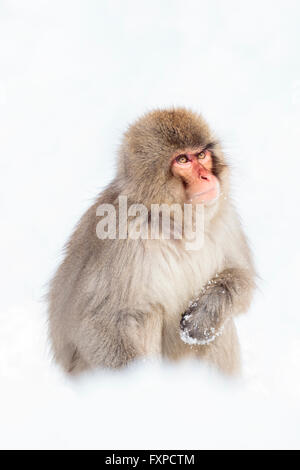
[48,108,255,375]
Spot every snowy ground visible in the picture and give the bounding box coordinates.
[0,0,300,450]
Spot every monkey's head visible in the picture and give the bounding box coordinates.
[118,108,229,208]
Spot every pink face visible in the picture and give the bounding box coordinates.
[171,149,220,204]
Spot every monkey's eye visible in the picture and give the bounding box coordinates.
[176,155,189,164]
[198,151,207,159]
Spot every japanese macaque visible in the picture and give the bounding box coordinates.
[48,108,255,375]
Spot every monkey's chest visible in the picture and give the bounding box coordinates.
[141,238,223,318]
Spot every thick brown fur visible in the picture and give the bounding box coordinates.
[48,108,255,375]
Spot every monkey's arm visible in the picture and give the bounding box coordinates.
[180,267,255,345]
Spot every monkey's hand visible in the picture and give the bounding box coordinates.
[180,269,254,345]
[180,286,228,345]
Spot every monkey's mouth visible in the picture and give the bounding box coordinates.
[186,178,220,205]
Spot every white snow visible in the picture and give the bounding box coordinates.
[180,323,225,346]
[0,0,300,450]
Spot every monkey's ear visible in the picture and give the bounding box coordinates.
[208,141,228,178]
[212,158,228,177]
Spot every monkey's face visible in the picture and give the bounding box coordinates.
[171,148,220,204]
[119,108,228,206]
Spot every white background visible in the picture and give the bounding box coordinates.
[0,0,300,450]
